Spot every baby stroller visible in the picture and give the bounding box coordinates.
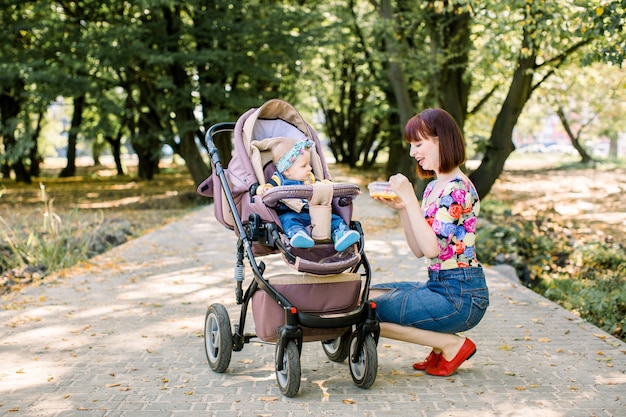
[197,99,380,397]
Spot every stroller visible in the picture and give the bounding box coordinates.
[197,99,380,397]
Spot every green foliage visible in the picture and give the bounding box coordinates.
[478,202,626,341]
[540,243,626,340]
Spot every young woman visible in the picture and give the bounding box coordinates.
[370,108,489,377]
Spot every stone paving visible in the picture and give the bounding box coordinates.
[1,185,625,417]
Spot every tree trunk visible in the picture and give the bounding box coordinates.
[60,95,85,178]
[0,83,31,183]
[555,106,593,164]
[469,54,536,199]
[104,133,125,176]
[172,105,210,186]
[29,111,44,177]
[427,4,472,131]
[379,0,415,180]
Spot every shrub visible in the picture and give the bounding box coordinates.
[478,202,626,341]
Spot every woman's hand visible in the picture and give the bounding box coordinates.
[388,174,416,202]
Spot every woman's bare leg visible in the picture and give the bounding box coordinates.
[379,322,465,360]
[370,289,465,360]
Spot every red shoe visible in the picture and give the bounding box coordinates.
[425,338,476,377]
[412,350,441,371]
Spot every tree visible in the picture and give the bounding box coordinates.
[368,0,625,198]
[307,1,390,169]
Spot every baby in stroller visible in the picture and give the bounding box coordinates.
[255,137,361,251]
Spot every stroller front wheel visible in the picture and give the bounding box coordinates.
[348,332,378,389]
[204,303,233,373]
[275,340,301,397]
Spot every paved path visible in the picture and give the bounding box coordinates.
[1,182,625,417]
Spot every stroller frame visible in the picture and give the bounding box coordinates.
[201,105,380,397]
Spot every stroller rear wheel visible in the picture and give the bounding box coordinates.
[275,340,301,397]
[321,329,351,362]
[348,332,377,389]
[204,303,233,373]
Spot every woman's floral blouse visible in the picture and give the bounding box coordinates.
[422,177,481,271]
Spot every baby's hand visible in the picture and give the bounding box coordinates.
[256,184,272,196]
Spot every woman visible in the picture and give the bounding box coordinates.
[370,108,489,377]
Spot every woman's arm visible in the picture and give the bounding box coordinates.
[374,174,439,259]
[396,191,439,259]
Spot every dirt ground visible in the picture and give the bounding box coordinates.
[0,161,205,239]
[488,158,625,246]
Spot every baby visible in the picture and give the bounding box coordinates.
[256,138,360,251]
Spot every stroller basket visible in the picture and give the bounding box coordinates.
[198,99,380,397]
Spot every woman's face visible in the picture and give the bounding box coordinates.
[409,136,440,173]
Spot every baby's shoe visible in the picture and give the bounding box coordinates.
[333,229,360,252]
[290,230,315,248]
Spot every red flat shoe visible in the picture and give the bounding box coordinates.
[425,338,476,377]
[412,350,441,371]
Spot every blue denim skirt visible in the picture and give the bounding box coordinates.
[371,266,489,333]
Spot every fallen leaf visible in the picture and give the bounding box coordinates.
[342,399,356,404]
[258,397,278,402]
[105,383,121,388]
[499,344,513,351]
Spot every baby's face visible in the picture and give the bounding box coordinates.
[283,152,312,182]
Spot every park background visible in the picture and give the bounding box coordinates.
[1,1,625,341]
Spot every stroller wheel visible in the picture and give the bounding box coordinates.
[321,330,351,362]
[204,303,233,373]
[348,332,378,389]
[275,340,301,397]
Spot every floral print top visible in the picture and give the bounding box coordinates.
[422,176,480,271]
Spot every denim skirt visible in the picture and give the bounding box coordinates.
[371,266,489,333]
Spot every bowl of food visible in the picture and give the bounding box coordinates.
[368,181,398,199]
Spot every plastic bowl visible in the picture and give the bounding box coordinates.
[367,181,397,199]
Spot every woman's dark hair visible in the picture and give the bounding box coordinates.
[404,108,466,178]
